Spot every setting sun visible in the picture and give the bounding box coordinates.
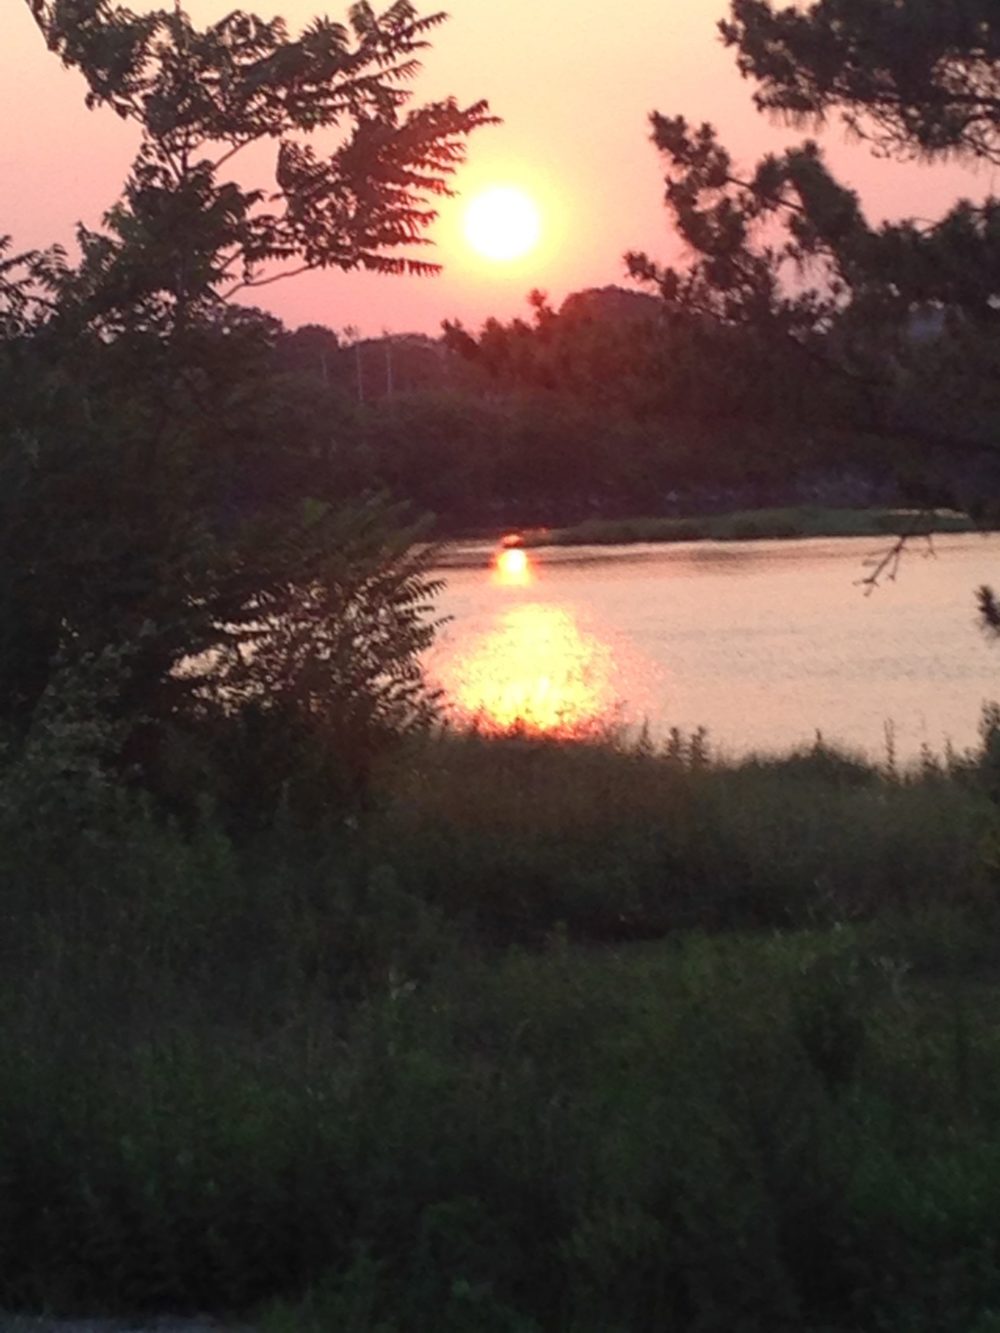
[493,545,532,586]
[464,186,541,262]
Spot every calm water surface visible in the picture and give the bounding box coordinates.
[428,533,1000,761]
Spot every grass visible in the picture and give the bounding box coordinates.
[374,728,994,940]
[521,505,978,548]
[4,728,1000,1329]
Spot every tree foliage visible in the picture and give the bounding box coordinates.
[23,0,495,331]
[626,3,1000,473]
[1,1,495,809]
[721,0,1000,164]
[628,114,1000,339]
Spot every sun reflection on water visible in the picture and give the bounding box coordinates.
[441,601,620,737]
[432,541,655,737]
[492,545,533,587]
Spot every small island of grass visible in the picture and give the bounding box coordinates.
[522,505,980,549]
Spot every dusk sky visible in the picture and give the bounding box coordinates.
[5,0,996,338]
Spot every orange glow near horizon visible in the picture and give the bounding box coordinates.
[441,603,619,737]
[492,545,533,587]
[464,186,541,263]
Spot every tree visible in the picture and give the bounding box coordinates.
[1,2,495,805]
[721,0,1000,165]
[273,322,344,385]
[627,5,1000,477]
[24,0,495,331]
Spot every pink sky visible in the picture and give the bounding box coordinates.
[5,0,995,337]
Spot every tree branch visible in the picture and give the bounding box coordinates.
[221,264,313,299]
[857,520,937,596]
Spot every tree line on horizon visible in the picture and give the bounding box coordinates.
[253,256,1000,533]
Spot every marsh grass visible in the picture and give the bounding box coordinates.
[3,729,1000,1329]
[377,729,994,938]
[529,505,977,548]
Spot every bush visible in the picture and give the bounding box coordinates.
[1,730,999,1327]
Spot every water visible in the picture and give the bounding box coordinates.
[428,533,1000,760]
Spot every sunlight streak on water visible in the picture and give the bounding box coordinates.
[441,601,619,736]
[432,542,659,737]
[431,533,1000,760]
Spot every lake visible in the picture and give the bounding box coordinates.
[428,532,1000,761]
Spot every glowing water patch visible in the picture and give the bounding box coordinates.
[443,602,619,737]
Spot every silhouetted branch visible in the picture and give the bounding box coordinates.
[978,585,1000,636]
[857,520,936,595]
[221,265,313,299]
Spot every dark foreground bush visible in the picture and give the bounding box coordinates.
[2,731,1000,1330]
[8,908,1000,1332]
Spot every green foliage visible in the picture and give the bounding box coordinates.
[206,498,447,808]
[789,936,868,1093]
[1,0,492,793]
[1,732,1000,1326]
[721,0,1000,165]
[627,12,1000,491]
[0,641,136,840]
[0,318,445,802]
[374,730,994,941]
[6,7,1000,1325]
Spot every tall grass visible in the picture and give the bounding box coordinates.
[375,729,994,939]
[2,729,1000,1329]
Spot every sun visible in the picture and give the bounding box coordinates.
[464,186,541,263]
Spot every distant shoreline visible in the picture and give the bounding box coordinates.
[523,505,980,548]
[435,505,983,566]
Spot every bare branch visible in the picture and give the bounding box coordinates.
[221,264,313,299]
[857,519,938,595]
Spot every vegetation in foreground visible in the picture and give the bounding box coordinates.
[4,1,1000,1329]
[6,723,1000,1331]
[523,505,978,548]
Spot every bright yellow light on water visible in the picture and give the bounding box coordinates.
[493,546,533,587]
[444,603,618,737]
[464,186,541,262]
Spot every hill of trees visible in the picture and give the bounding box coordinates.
[258,272,994,534]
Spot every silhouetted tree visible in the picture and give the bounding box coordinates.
[626,1,1000,579]
[721,0,1000,164]
[24,0,495,332]
[627,14,1000,466]
[1,1,494,803]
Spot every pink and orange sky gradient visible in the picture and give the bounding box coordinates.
[5,0,996,337]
